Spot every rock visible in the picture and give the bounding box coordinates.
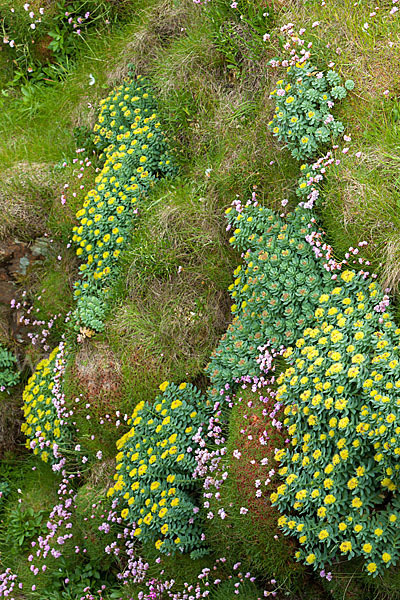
[0,278,15,305]
[31,237,50,257]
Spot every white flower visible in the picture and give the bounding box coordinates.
[89,74,95,86]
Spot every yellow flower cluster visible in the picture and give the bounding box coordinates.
[107,381,206,555]
[20,347,63,463]
[271,269,400,574]
[71,77,175,333]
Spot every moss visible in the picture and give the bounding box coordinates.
[72,461,118,569]
[204,388,307,595]
[62,341,126,458]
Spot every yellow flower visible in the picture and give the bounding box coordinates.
[324,494,336,505]
[382,553,391,563]
[161,523,169,535]
[144,513,153,525]
[306,553,316,564]
[367,563,377,573]
[347,477,359,490]
[340,541,352,553]
[159,381,169,392]
[318,530,329,540]
[121,509,129,519]
[171,400,182,410]
[341,270,355,283]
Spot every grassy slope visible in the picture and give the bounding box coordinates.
[1,0,400,598]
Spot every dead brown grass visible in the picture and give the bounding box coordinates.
[73,341,124,411]
[0,395,23,458]
[105,0,194,84]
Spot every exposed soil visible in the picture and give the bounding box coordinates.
[0,237,48,346]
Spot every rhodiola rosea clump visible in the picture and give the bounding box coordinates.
[108,381,210,558]
[20,344,69,464]
[272,269,400,576]
[71,75,177,333]
[206,200,330,391]
[268,61,354,160]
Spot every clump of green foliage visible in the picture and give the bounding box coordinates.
[0,481,10,505]
[0,345,19,392]
[71,75,176,332]
[268,62,353,159]
[73,294,106,333]
[272,269,400,577]
[108,381,208,557]
[20,346,67,464]
[206,203,326,390]
[204,0,276,78]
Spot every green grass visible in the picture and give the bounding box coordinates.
[0,457,60,588]
[94,177,237,433]
[317,96,400,298]
[0,0,185,169]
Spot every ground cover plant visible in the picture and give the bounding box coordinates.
[71,74,177,334]
[0,345,19,392]
[1,1,400,600]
